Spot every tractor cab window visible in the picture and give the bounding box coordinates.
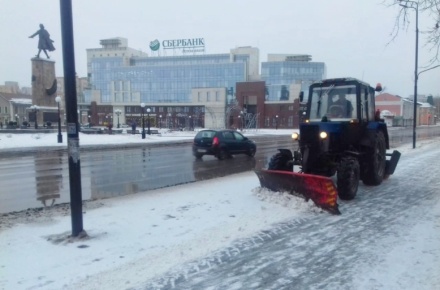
[309,85,357,121]
[361,87,368,122]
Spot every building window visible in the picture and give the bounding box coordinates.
[288,116,293,127]
[215,91,220,102]
[207,91,211,102]
[198,92,202,102]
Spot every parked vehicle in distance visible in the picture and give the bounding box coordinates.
[192,129,257,160]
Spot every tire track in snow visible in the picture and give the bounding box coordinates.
[139,141,440,290]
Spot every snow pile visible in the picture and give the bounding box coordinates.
[252,187,322,213]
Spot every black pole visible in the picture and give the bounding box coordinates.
[412,4,418,149]
[141,107,145,139]
[34,109,38,129]
[147,111,151,135]
[57,102,62,143]
[60,0,84,237]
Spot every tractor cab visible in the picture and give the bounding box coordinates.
[305,78,379,124]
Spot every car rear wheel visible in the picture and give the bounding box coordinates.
[217,149,229,160]
[194,153,203,159]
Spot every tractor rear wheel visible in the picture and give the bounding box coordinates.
[362,131,386,186]
[337,157,360,200]
[268,152,293,171]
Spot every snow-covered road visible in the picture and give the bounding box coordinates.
[1,137,439,290]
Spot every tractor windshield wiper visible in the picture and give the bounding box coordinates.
[317,84,334,117]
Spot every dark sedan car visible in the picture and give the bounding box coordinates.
[192,129,257,160]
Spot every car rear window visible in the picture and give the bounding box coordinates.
[196,131,216,139]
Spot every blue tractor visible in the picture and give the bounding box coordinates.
[256,78,401,214]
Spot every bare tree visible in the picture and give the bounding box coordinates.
[386,0,440,64]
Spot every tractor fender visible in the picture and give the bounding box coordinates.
[360,122,390,149]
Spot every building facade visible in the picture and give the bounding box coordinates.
[81,37,325,129]
[262,54,326,101]
[0,92,32,127]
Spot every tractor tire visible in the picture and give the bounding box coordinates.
[337,157,360,200]
[268,152,293,171]
[362,131,386,186]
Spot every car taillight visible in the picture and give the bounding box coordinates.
[212,136,219,146]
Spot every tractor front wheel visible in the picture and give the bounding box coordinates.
[268,152,293,171]
[337,157,360,200]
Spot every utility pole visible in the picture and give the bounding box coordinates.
[60,0,85,237]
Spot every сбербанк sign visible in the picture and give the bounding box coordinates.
[162,38,205,49]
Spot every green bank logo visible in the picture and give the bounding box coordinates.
[149,39,160,51]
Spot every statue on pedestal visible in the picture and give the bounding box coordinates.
[29,24,55,59]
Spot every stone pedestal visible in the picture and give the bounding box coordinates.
[30,58,58,127]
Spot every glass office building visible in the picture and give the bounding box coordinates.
[261,54,326,101]
[86,39,257,105]
[83,38,326,129]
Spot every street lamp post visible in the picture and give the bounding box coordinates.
[276,115,279,130]
[146,108,151,135]
[30,105,39,129]
[159,115,162,129]
[141,103,146,139]
[15,114,19,127]
[77,109,81,125]
[115,109,122,128]
[88,115,91,127]
[399,0,418,149]
[55,96,63,143]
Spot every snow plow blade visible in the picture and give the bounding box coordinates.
[255,169,340,215]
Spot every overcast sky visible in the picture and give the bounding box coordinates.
[0,0,438,97]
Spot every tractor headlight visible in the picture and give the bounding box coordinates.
[319,131,328,139]
[292,132,299,140]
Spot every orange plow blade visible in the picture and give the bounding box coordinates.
[254,169,340,215]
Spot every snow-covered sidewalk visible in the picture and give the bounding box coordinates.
[0,171,317,290]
